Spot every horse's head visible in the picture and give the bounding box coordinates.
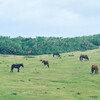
[21,64,24,67]
[85,55,89,60]
[59,54,61,57]
[87,56,89,60]
[42,60,45,63]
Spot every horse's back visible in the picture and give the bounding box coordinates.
[81,55,87,57]
[43,60,49,64]
[53,52,60,57]
[11,64,21,68]
[92,64,98,69]
[53,52,59,54]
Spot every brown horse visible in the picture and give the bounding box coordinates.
[91,64,98,74]
[42,60,49,68]
[28,50,32,55]
[80,55,89,61]
[53,52,60,57]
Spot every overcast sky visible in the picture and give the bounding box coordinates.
[0,0,100,38]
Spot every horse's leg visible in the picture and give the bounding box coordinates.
[91,68,94,73]
[84,58,86,61]
[97,69,98,74]
[81,58,83,61]
[80,57,82,61]
[10,69,13,72]
[53,54,54,57]
[58,55,60,58]
[47,64,49,68]
[11,67,13,72]
[59,55,61,58]
[11,69,13,72]
[18,68,19,72]
[95,69,98,74]
[95,69,96,74]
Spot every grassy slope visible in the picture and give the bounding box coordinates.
[0,49,100,100]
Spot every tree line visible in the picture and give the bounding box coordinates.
[0,34,100,55]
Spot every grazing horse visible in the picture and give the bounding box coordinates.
[11,64,24,72]
[53,52,60,57]
[91,64,98,74]
[80,55,89,61]
[28,50,32,55]
[42,60,49,68]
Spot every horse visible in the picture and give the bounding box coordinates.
[80,55,89,61]
[42,60,49,68]
[91,64,98,74]
[10,64,24,72]
[53,52,60,57]
[28,50,32,55]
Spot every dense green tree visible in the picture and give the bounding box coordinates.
[0,34,99,55]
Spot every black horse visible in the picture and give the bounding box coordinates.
[80,55,89,61]
[11,64,24,72]
[42,60,49,68]
[53,52,60,57]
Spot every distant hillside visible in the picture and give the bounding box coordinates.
[0,34,100,55]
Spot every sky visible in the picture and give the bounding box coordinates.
[0,0,100,38]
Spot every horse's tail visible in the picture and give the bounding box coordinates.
[80,56,82,61]
[10,65,13,72]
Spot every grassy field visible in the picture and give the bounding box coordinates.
[0,49,100,100]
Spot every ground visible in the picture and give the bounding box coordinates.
[0,49,100,100]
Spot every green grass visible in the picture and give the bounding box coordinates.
[0,49,100,100]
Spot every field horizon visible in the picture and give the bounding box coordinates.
[0,48,100,100]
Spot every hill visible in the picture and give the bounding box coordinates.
[0,34,100,55]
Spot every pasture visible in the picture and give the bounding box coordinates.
[0,49,100,100]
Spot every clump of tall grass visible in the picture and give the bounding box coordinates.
[11,92,17,95]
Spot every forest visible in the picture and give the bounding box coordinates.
[0,34,100,55]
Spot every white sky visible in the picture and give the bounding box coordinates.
[0,0,100,38]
